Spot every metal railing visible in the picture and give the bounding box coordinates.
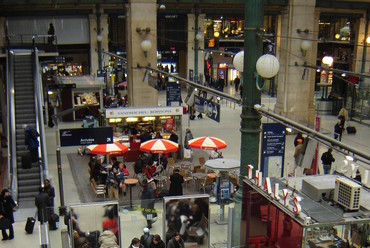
[6,34,58,53]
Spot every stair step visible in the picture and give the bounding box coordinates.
[18,185,40,193]
[17,161,40,169]
[18,192,38,199]
[15,101,36,107]
[18,172,41,180]
[18,178,41,187]
[17,167,40,174]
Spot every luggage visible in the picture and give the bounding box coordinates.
[346,126,356,134]
[22,153,32,169]
[25,217,36,234]
[48,213,60,230]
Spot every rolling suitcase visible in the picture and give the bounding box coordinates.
[25,216,36,234]
[22,153,32,169]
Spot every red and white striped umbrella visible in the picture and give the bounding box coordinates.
[86,142,129,156]
[188,136,227,150]
[140,139,178,154]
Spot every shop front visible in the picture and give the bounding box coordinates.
[241,171,370,248]
[105,106,183,161]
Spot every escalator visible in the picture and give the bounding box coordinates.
[7,49,48,205]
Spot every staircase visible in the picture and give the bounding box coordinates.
[13,54,41,204]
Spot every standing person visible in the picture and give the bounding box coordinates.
[35,187,50,224]
[184,128,193,149]
[338,107,348,128]
[168,169,184,196]
[294,139,303,168]
[0,189,16,240]
[234,76,240,92]
[294,133,304,147]
[140,227,153,248]
[141,179,156,229]
[150,234,165,248]
[47,23,55,45]
[321,148,335,174]
[43,179,55,209]
[107,167,125,201]
[167,233,184,248]
[169,130,178,161]
[23,124,40,164]
[334,119,344,141]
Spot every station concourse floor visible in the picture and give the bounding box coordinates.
[2,85,369,248]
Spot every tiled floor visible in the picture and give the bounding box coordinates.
[1,85,369,248]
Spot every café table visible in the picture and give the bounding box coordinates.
[124,178,138,210]
[204,158,240,224]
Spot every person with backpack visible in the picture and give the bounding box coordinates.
[140,227,153,248]
[321,148,335,174]
[23,124,40,163]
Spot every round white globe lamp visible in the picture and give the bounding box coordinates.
[233,51,244,72]
[96,34,103,42]
[322,56,333,66]
[141,39,152,57]
[195,32,203,41]
[300,40,312,51]
[256,54,280,78]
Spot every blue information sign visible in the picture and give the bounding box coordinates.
[194,95,220,122]
[166,82,181,106]
[260,123,286,178]
[59,127,113,147]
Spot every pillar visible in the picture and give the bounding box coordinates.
[274,0,316,127]
[126,0,158,107]
[353,15,370,88]
[187,13,205,83]
[89,10,109,76]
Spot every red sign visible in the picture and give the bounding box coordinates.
[166,118,174,131]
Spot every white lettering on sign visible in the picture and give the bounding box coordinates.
[106,106,183,118]
[247,165,302,216]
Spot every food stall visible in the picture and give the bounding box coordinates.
[241,172,370,248]
[105,106,183,161]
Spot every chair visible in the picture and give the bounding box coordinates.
[200,176,215,194]
[199,157,206,166]
[167,157,179,174]
[179,169,193,188]
[192,165,201,173]
[90,178,106,199]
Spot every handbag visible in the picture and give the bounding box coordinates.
[0,218,11,229]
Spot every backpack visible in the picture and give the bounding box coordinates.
[30,128,40,140]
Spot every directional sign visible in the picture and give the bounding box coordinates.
[59,127,113,147]
[260,123,286,178]
[166,82,181,106]
[194,95,220,122]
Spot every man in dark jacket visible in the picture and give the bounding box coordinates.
[135,154,146,175]
[169,169,184,196]
[140,227,153,248]
[141,179,156,229]
[24,124,40,163]
[35,187,50,224]
[0,189,16,240]
[334,119,344,141]
[321,148,335,174]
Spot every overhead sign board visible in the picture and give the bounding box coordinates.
[106,106,183,118]
[59,127,113,147]
[194,95,220,122]
[166,82,181,107]
[260,123,286,178]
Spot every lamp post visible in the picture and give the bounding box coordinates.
[231,0,279,246]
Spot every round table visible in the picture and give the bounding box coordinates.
[124,178,138,210]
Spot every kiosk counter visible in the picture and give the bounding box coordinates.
[105,106,183,161]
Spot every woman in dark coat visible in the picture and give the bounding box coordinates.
[168,169,184,196]
[167,232,184,248]
[0,189,16,240]
[150,234,165,248]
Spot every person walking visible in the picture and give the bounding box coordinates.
[321,148,335,174]
[168,169,184,196]
[167,232,184,248]
[334,119,344,141]
[47,23,55,44]
[141,179,156,229]
[294,139,303,168]
[24,124,40,163]
[234,76,240,92]
[0,189,16,240]
[150,234,165,248]
[140,227,153,248]
[35,187,50,224]
[294,133,304,147]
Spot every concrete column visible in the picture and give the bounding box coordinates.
[274,0,316,127]
[353,15,370,88]
[126,0,158,107]
[0,17,6,52]
[89,12,109,76]
[187,13,205,83]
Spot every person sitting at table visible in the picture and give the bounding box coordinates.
[107,166,125,200]
[153,153,167,174]
[154,131,163,139]
[111,157,119,169]
[145,163,157,180]
[135,154,147,175]
[209,149,223,159]
[138,168,157,191]
[118,162,129,195]
[91,156,107,184]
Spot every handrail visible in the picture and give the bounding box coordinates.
[6,50,17,200]
[32,38,48,182]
